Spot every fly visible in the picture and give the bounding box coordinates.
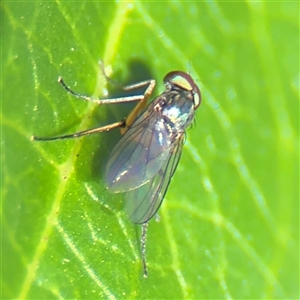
[32,68,202,277]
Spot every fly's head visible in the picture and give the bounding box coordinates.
[163,71,201,110]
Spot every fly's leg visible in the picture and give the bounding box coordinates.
[32,120,125,141]
[99,61,156,134]
[120,79,155,134]
[58,75,155,135]
[33,68,155,141]
[58,77,147,105]
[141,222,149,278]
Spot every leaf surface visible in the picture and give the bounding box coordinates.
[2,2,299,299]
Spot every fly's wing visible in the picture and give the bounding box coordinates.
[124,135,184,224]
[105,108,173,193]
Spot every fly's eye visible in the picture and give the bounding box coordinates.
[164,71,201,108]
[167,73,193,91]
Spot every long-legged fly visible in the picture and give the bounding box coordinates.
[32,67,201,277]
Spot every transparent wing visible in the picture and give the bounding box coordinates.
[124,135,184,224]
[105,108,173,193]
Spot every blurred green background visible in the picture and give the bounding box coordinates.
[2,2,299,299]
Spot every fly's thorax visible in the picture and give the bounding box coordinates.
[159,89,195,133]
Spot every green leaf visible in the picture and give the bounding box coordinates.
[2,2,299,299]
